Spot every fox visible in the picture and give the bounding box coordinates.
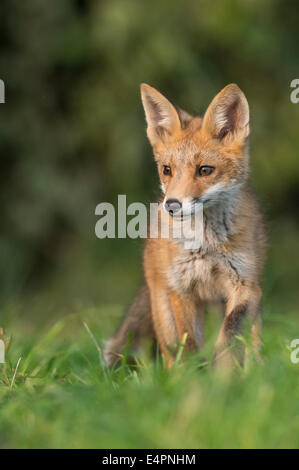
[104,83,266,370]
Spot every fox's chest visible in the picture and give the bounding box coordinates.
[166,249,229,300]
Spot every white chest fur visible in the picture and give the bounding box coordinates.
[166,249,223,300]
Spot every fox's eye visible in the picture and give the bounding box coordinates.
[163,165,171,176]
[197,165,215,177]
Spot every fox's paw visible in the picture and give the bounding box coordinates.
[212,348,235,376]
[103,338,122,367]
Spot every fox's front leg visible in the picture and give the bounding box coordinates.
[213,284,262,371]
[149,280,204,366]
[148,281,178,366]
[169,291,204,355]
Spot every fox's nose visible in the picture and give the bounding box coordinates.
[164,198,182,214]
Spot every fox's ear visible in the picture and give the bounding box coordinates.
[140,84,181,146]
[202,84,250,143]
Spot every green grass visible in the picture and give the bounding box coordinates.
[0,300,298,449]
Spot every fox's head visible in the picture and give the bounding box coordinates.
[140,83,250,218]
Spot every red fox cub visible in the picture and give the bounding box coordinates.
[104,83,266,369]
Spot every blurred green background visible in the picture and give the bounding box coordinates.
[0,0,299,321]
[0,0,299,450]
